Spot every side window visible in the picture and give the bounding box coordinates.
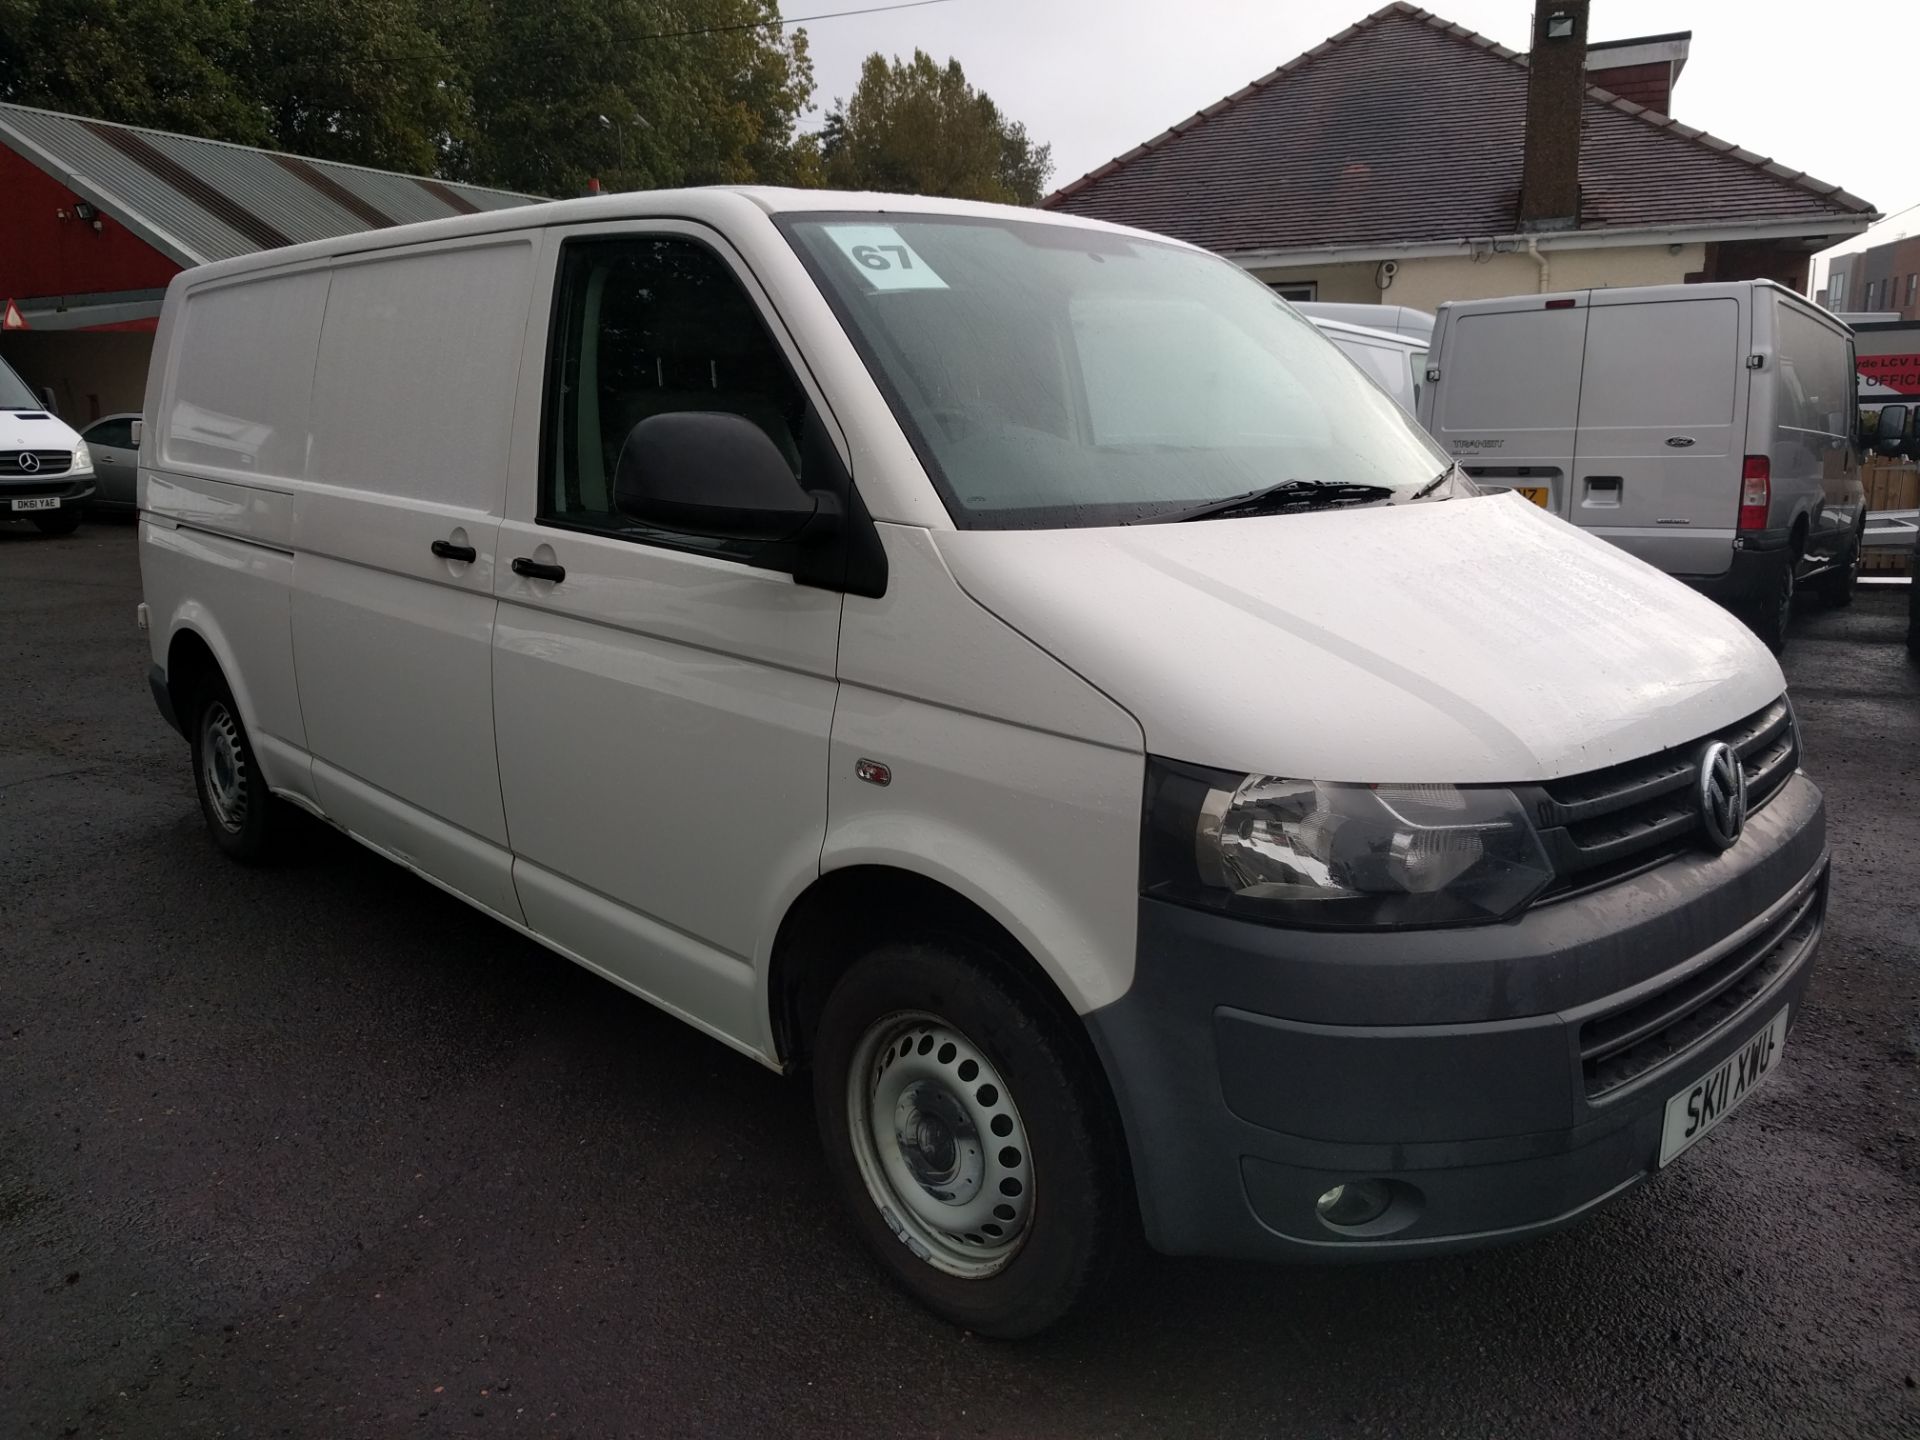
[543,236,808,562]
[86,417,134,449]
[1410,348,1429,411]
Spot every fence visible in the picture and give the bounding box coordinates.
[1861,456,1918,574]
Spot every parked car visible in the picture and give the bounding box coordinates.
[1294,300,1435,342]
[1420,280,1866,650]
[1,354,94,534]
[78,412,139,513]
[140,189,1827,1337]
[1307,314,1427,413]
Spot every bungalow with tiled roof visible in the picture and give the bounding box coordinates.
[1044,1,1875,313]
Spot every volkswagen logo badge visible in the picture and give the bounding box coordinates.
[17,451,40,473]
[1696,741,1748,851]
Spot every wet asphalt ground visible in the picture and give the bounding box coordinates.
[2,521,1916,1439]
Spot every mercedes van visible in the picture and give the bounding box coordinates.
[1420,281,1865,650]
[139,190,1828,1337]
[2,353,95,534]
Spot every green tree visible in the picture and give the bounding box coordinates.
[820,50,1050,205]
[0,0,265,143]
[441,0,816,197]
[249,0,462,175]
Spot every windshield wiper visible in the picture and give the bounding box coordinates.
[1144,479,1396,525]
[1411,465,1456,501]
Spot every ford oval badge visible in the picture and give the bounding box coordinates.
[1665,436,1697,448]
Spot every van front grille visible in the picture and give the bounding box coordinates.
[1519,698,1796,901]
[1580,874,1823,1097]
[0,450,72,475]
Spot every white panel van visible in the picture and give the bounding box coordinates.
[1308,314,1428,413]
[140,191,1828,1337]
[1420,281,1865,650]
[1,353,96,534]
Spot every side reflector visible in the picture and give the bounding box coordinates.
[1738,455,1770,531]
[1544,298,1577,310]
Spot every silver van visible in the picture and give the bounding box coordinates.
[1420,281,1865,649]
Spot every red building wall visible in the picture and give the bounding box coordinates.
[0,146,180,304]
[1588,60,1673,114]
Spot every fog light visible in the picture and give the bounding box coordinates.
[1316,1179,1394,1229]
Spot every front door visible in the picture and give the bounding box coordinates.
[491,225,844,1053]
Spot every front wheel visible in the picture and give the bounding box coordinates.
[812,941,1133,1338]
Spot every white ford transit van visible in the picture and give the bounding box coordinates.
[139,190,1827,1337]
[1420,281,1865,651]
[2,353,96,534]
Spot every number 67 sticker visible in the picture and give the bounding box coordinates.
[822,224,948,291]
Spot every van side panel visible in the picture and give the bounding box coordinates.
[144,267,327,792]
[1571,292,1748,576]
[1760,293,1862,562]
[1426,300,1587,510]
[290,237,533,923]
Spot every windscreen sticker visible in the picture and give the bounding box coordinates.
[822,225,948,291]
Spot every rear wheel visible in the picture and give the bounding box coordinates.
[188,675,279,862]
[1748,555,1794,653]
[30,507,82,536]
[812,940,1132,1338]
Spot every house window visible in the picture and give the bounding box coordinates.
[1829,270,1846,308]
[1266,281,1317,302]
[1907,274,1916,308]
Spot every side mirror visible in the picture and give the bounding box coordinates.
[1874,404,1909,457]
[614,411,823,542]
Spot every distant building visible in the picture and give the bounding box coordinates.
[1044,2,1876,313]
[0,103,538,419]
[1820,237,1920,320]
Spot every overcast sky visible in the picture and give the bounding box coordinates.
[788,0,1886,283]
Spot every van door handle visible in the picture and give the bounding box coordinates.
[430,539,478,563]
[511,556,566,584]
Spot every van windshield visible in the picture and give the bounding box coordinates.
[0,356,40,410]
[781,213,1451,528]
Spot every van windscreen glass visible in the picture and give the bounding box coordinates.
[780,213,1450,528]
[0,356,39,409]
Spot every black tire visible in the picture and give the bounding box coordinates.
[29,507,82,536]
[187,673,279,862]
[812,940,1133,1338]
[1747,555,1794,653]
[1815,526,1864,608]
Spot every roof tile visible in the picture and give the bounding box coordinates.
[1044,4,1872,251]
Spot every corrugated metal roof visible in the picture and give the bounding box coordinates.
[1043,4,1875,254]
[0,101,541,267]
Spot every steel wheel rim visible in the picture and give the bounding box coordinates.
[200,701,248,833]
[846,1010,1034,1279]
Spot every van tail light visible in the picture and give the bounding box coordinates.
[1738,456,1770,531]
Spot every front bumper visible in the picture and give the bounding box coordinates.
[1,475,95,515]
[1084,771,1827,1261]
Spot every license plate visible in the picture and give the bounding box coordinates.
[1658,1007,1789,1167]
[1513,486,1550,508]
[10,496,59,512]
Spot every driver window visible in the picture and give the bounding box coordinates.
[542,236,807,560]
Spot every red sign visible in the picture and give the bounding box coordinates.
[1857,352,1920,395]
[1,298,26,331]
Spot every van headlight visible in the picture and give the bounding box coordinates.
[1143,759,1554,929]
[69,442,94,476]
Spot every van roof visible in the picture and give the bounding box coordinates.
[1307,315,1427,350]
[165,187,1193,287]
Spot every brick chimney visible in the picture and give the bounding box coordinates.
[1519,0,1589,231]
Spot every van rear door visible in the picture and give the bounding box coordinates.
[1570,290,1748,577]
[1424,295,1588,516]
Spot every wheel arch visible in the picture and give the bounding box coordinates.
[161,611,259,737]
[768,865,1095,1072]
